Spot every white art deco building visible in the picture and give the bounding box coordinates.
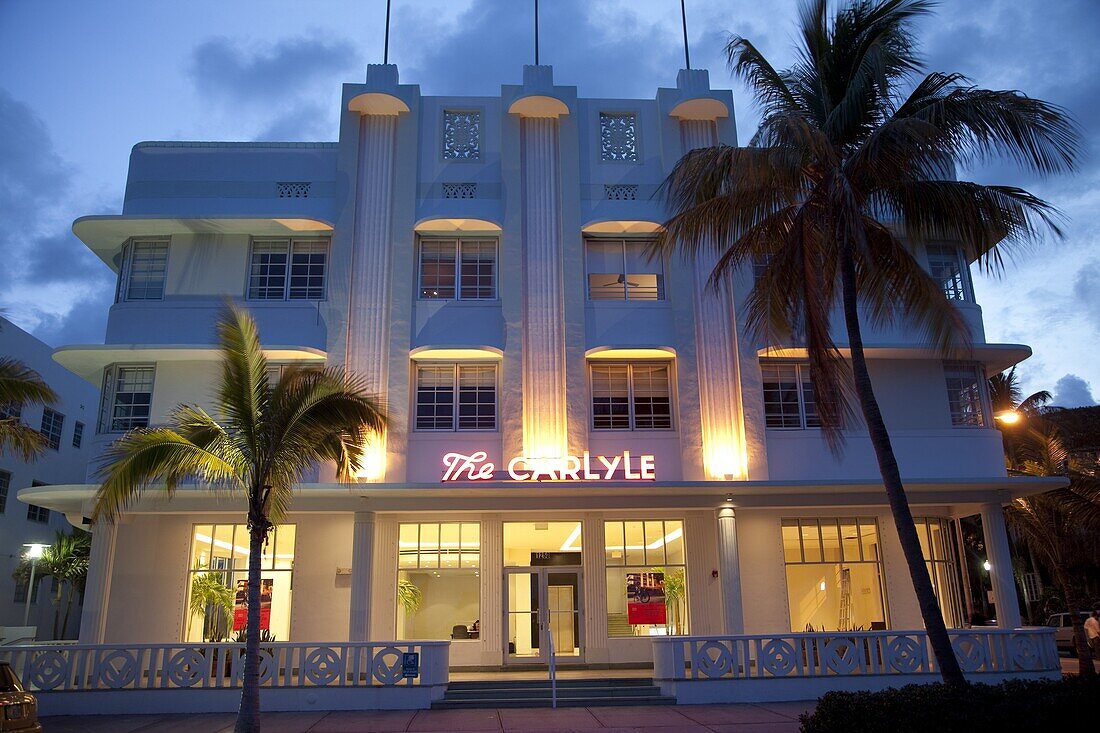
[23,63,1056,670]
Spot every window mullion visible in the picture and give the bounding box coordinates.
[620,240,629,299]
[455,241,463,301]
[796,365,807,429]
[626,363,636,430]
[452,364,461,431]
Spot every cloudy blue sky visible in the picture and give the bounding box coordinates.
[1,0,1097,405]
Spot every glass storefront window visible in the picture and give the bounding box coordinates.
[185,523,294,643]
[782,517,888,632]
[397,523,481,641]
[915,517,966,628]
[604,520,688,636]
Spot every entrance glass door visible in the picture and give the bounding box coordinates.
[505,568,583,663]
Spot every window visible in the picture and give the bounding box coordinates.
[586,239,663,301]
[418,239,496,300]
[100,365,154,433]
[14,578,39,604]
[599,112,638,161]
[248,239,328,300]
[120,240,169,301]
[782,517,889,632]
[72,421,84,448]
[605,520,688,636]
[442,110,481,160]
[927,244,969,301]
[590,362,672,431]
[944,361,987,427]
[27,503,49,523]
[414,364,497,431]
[398,523,480,641]
[39,408,64,451]
[0,402,20,421]
[185,523,295,642]
[915,518,965,628]
[0,470,9,514]
[761,362,820,429]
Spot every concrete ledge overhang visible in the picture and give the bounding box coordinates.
[73,216,335,269]
[54,344,326,383]
[20,476,1065,517]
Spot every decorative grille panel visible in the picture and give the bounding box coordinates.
[604,184,638,201]
[443,111,480,160]
[443,182,477,199]
[276,182,311,198]
[600,112,638,161]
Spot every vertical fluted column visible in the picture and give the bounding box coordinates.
[980,503,1022,628]
[79,521,117,643]
[479,515,503,663]
[581,514,608,663]
[681,119,746,479]
[716,508,745,634]
[349,511,377,641]
[520,117,568,459]
[347,114,397,480]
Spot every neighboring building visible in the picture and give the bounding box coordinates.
[0,317,97,639]
[23,63,1057,666]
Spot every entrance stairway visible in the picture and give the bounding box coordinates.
[432,677,676,709]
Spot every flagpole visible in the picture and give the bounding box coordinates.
[384,0,392,64]
[534,0,540,65]
[680,0,691,69]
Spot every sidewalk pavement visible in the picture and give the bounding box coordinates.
[40,701,815,733]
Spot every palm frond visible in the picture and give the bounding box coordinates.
[0,357,58,407]
[214,303,270,465]
[92,428,244,522]
[0,418,49,461]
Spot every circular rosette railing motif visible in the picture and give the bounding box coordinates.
[951,634,989,673]
[372,646,405,685]
[165,648,210,687]
[235,650,275,685]
[303,647,344,686]
[691,640,735,679]
[822,637,861,675]
[1007,634,1042,671]
[28,650,70,691]
[760,639,799,677]
[96,649,139,689]
[884,635,924,673]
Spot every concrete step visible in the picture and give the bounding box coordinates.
[434,676,673,709]
[432,694,677,709]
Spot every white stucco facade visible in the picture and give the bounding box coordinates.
[20,64,1055,669]
[0,317,98,639]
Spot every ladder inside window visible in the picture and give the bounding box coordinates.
[838,568,852,631]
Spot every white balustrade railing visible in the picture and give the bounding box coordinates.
[653,629,1059,682]
[0,641,450,693]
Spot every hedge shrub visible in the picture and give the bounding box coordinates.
[800,677,1096,732]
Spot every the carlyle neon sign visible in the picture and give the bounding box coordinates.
[441,451,657,482]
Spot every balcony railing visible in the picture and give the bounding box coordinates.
[0,641,450,693]
[652,628,1059,682]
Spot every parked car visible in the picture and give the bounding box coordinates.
[0,662,40,733]
[1046,612,1092,654]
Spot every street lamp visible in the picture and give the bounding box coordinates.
[995,410,1021,425]
[983,560,992,571]
[22,543,48,627]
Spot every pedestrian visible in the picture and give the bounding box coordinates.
[1085,610,1100,660]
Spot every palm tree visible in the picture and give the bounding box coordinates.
[0,357,59,460]
[189,567,235,642]
[92,304,386,733]
[1003,422,1100,676]
[13,530,91,639]
[989,366,1050,417]
[656,0,1078,686]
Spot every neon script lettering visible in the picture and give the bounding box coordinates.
[441,451,656,482]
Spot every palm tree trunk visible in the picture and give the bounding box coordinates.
[234,507,265,733]
[61,584,76,639]
[840,245,967,686]
[1051,564,1096,677]
[51,582,63,640]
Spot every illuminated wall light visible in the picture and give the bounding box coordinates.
[706,445,746,481]
[819,580,827,592]
[355,432,387,481]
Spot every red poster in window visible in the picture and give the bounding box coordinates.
[233,579,273,631]
[626,572,666,625]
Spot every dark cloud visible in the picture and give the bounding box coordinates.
[1052,374,1097,408]
[397,0,682,99]
[190,35,361,102]
[1072,260,1100,334]
[255,101,332,142]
